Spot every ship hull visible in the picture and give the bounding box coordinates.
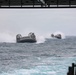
[17,39,36,43]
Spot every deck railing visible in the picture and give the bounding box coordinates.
[0,0,76,8]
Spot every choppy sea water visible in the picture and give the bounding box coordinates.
[0,36,76,75]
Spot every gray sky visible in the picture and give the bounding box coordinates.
[0,8,76,42]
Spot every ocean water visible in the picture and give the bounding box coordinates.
[0,36,76,75]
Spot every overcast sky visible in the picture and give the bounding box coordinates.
[0,8,76,39]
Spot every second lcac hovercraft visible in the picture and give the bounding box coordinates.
[51,33,62,39]
[16,32,37,43]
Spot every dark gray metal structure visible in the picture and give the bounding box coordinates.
[0,0,76,8]
[51,34,62,39]
[16,32,37,43]
[67,63,76,75]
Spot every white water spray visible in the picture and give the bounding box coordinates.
[36,35,46,44]
[36,33,52,44]
[0,32,15,43]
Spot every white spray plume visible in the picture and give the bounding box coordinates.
[36,33,52,44]
[36,35,46,44]
[0,32,15,43]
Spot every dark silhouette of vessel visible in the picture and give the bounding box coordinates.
[16,32,37,43]
[51,33,62,39]
[67,63,76,75]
